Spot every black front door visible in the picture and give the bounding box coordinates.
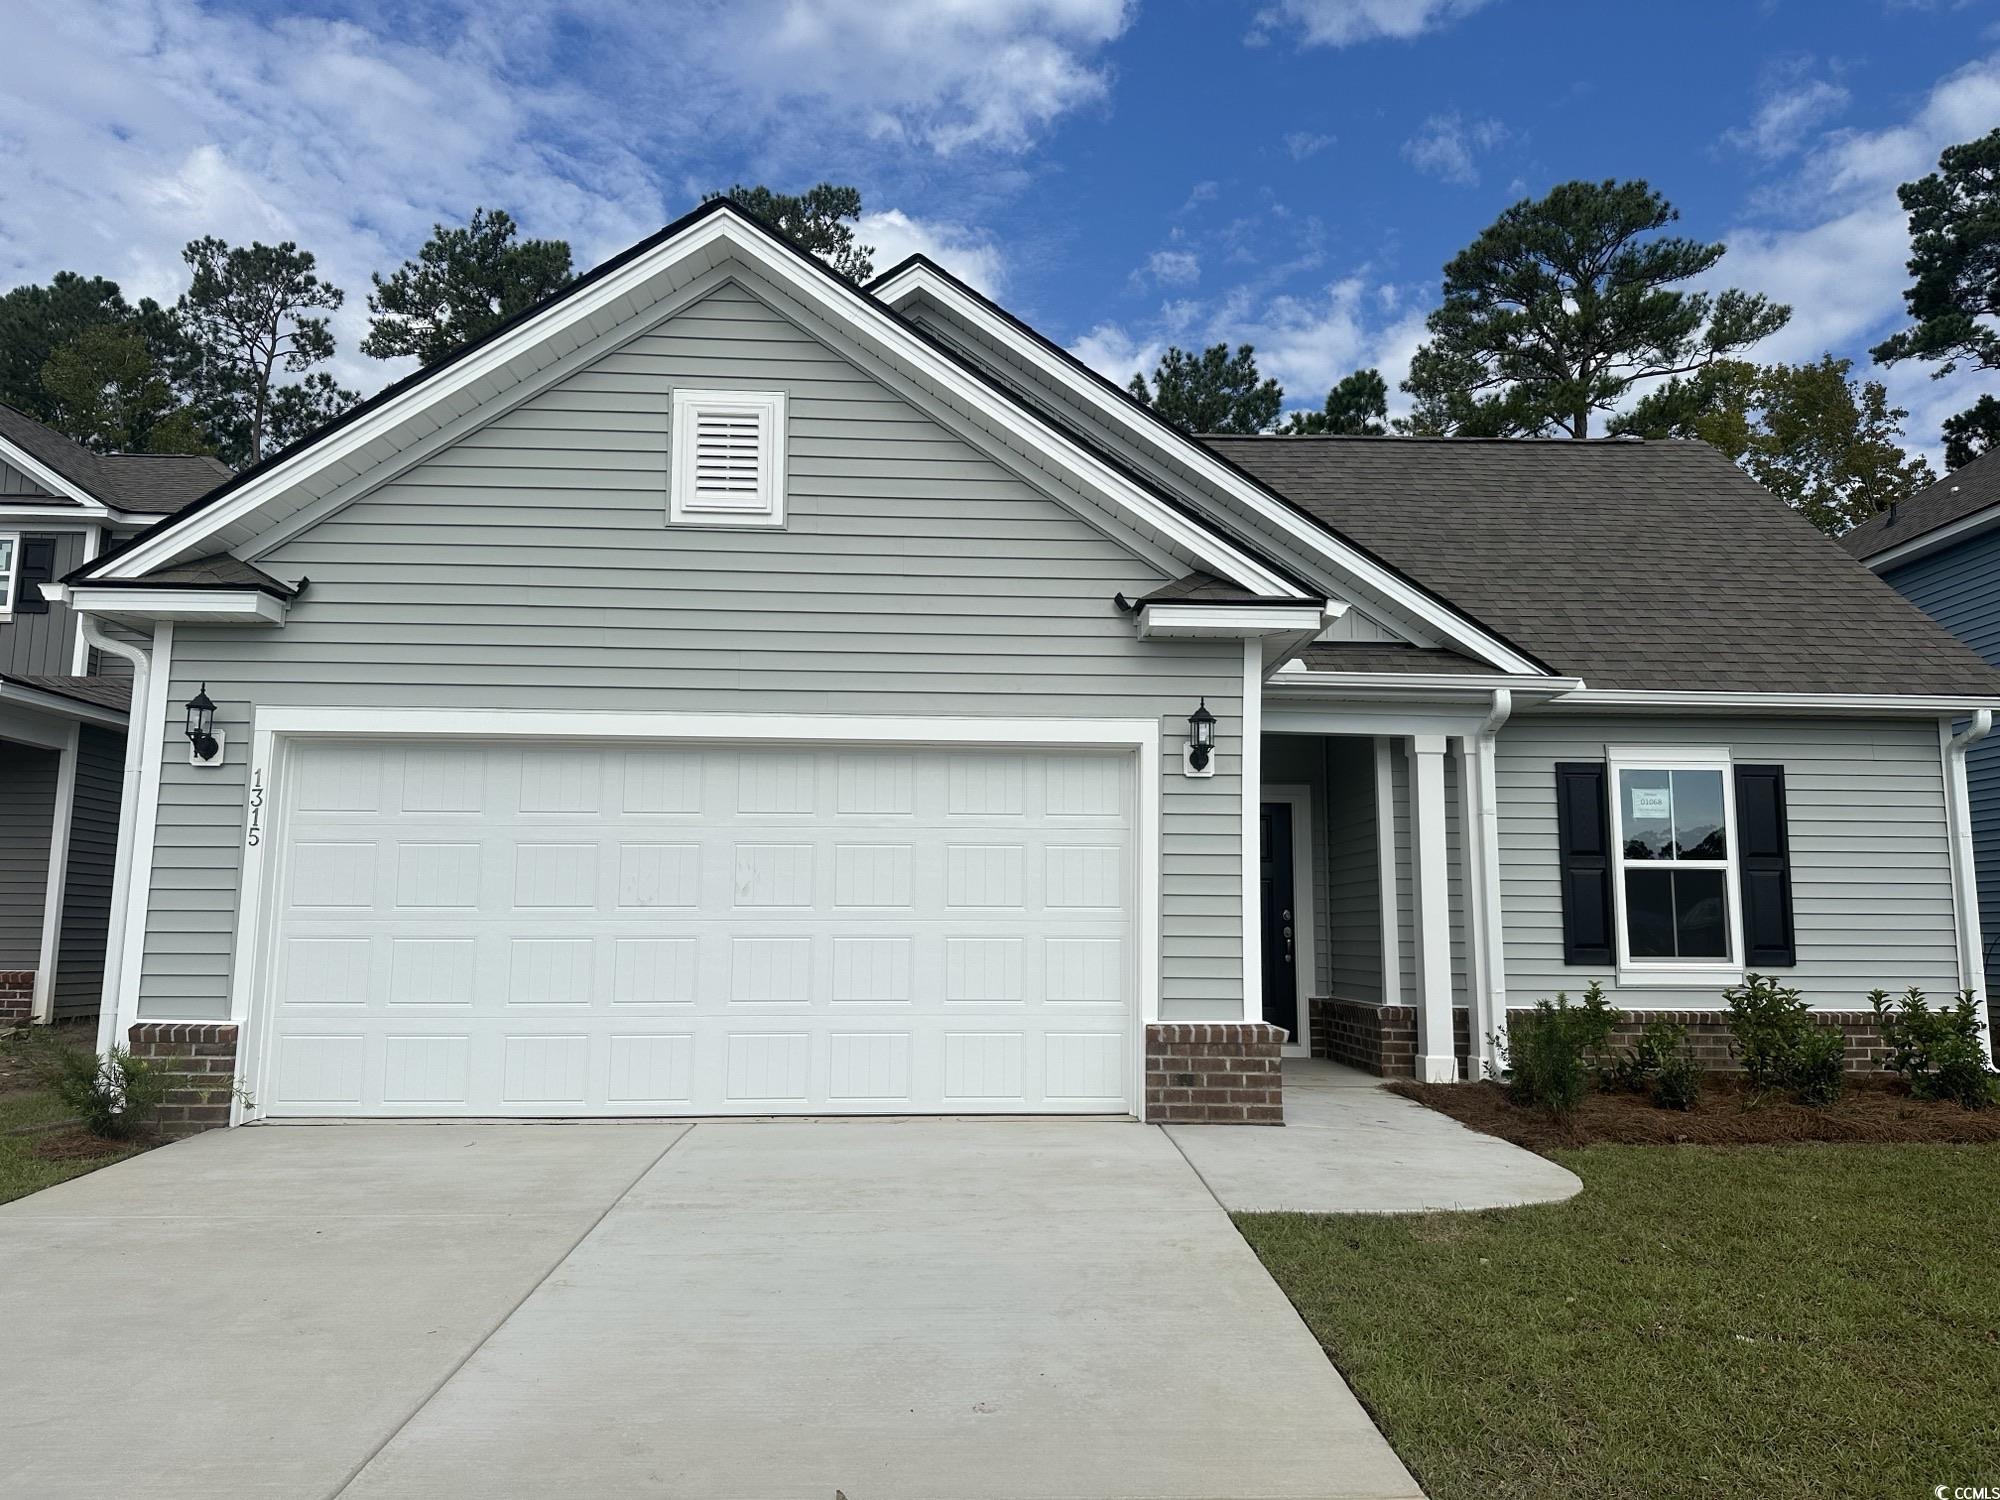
[1260,802,1298,1036]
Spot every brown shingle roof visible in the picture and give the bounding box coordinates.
[0,672,131,713]
[0,405,230,516]
[1203,435,2000,697]
[1841,447,2000,563]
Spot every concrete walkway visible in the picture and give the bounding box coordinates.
[1166,1060,1582,1213]
[1,1118,1422,1500]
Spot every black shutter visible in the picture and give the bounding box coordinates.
[1555,762,1615,965]
[14,537,56,615]
[1734,764,1796,968]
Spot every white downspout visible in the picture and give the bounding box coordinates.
[1945,709,1992,1063]
[1469,689,1512,1077]
[77,613,150,1058]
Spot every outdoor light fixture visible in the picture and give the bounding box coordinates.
[1184,697,1216,777]
[184,685,223,766]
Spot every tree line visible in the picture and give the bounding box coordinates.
[0,184,873,472]
[1127,127,1999,536]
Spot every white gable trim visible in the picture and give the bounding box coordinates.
[0,434,107,513]
[874,261,1548,676]
[91,208,1307,601]
[1855,500,2000,573]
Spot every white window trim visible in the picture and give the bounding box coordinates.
[1605,744,1745,988]
[0,532,18,618]
[669,387,787,528]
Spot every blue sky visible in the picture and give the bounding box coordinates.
[5,0,1997,458]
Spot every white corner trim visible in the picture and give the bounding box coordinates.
[110,621,173,1055]
[70,525,101,673]
[1942,711,1992,1062]
[94,212,1306,601]
[67,587,288,625]
[30,724,80,1023]
[1242,640,1263,1028]
[872,260,1547,677]
[227,707,1167,1121]
[1857,501,2000,573]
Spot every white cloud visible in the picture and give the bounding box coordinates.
[0,0,1123,398]
[1249,0,1494,47]
[1284,130,1336,161]
[1715,51,2000,464]
[1401,114,1511,185]
[858,209,1006,294]
[1722,69,1851,161]
[1069,322,1166,388]
[1130,248,1201,291]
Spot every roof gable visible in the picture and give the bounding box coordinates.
[0,404,228,517]
[81,201,1307,603]
[1843,447,2000,567]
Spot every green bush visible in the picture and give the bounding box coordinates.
[1607,1018,1701,1111]
[1869,987,1998,1110]
[1493,982,1623,1120]
[1725,974,1845,1106]
[30,1042,168,1139]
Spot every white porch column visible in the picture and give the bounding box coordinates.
[1405,733,1455,1082]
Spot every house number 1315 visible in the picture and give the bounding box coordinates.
[246,768,264,847]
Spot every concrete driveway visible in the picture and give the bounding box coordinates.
[0,1120,1420,1500]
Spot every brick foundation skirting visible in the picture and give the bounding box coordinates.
[1144,1021,1287,1124]
[1309,996,1901,1079]
[128,1022,240,1138]
[0,970,33,1027]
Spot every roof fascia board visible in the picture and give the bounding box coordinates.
[1136,602,1332,638]
[0,434,108,512]
[1552,688,2000,716]
[1268,670,1582,699]
[66,585,288,626]
[873,260,1547,676]
[1854,501,2000,573]
[99,210,1301,599]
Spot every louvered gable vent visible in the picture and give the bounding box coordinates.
[670,388,787,527]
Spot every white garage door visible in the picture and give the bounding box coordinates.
[259,740,1136,1117]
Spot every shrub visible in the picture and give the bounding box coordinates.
[1869,987,1998,1110]
[30,1041,169,1139]
[1493,982,1622,1120]
[1606,1018,1701,1111]
[1725,974,1845,1105]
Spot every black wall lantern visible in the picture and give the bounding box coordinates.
[184,685,220,764]
[1186,697,1216,774]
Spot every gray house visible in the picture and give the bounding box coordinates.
[1844,447,2000,974]
[0,405,228,1028]
[51,200,2000,1130]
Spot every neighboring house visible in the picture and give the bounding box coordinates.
[1843,447,2000,976]
[50,200,2000,1133]
[0,405,230,1027]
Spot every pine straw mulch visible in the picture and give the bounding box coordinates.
[25,1127,154,1163]
[1388,1074,2000,1152]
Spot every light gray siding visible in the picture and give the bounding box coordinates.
[1390,748,1468,1005]
[1324,736,1382,1002]
[0,740,57,967]
[137,274,1248,1022]
[1,528,88,677]
[1497,714,1960,1009]
[1879,534,2000,957]
[53,724,122,1019]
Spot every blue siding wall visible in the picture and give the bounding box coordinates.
[1882,527,2000,963]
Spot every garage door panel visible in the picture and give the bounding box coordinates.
[263,742,1136,1117]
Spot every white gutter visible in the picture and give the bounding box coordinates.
[1558,689,2000,716]
[1944,709,1993,1062]
[77,616,149,1058]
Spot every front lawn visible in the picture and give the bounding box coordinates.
[1238,1144,2000,1500]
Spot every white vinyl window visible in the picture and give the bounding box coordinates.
[669,388,787,528]
[0,534,17,617]
[1606,745,1744,986]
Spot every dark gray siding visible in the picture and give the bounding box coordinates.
[1,528,87,677]
[0,457,50,494]
[1880,533,2000,957]
[137,273,1249,1022]
[0,740,58,968]
[1324,736,1383,1003]
[53,724,122,1019]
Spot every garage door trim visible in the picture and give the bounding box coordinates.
[229,708,1164,1122]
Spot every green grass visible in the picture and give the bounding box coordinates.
[0,1033,148,1206]
[1238,1145,2000,1500]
